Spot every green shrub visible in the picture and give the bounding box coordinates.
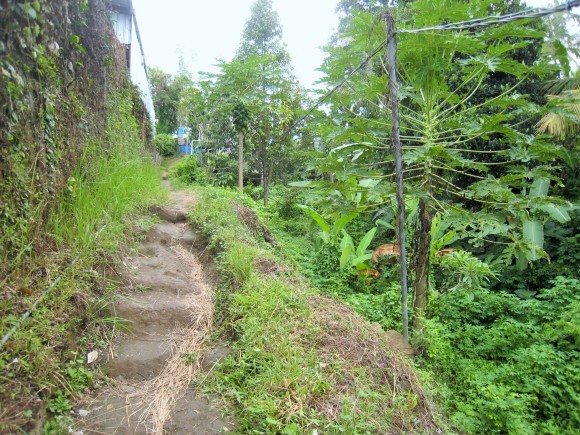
[203,152,237,187]
[154,133,177,157]
[420,277,580,434]
[170,155,207,185]
[344,282,402,330]
[267,184,303,220]
[189,186,433,433]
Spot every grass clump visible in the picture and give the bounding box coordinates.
[0,88,165,432]
[187,185,445,433]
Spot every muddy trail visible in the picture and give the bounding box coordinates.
[79,183,232,434]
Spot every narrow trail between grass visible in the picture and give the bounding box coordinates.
[79,179,232,434]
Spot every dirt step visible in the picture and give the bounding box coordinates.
[153,222,197,246]
[165,388,234,434]
[106,337,172,381]
[78,187,230,433]
[80,395,149,434]
[81,389,233,434]
[151,205,189,223]
[114,291,195,332]
[126,270,195,296]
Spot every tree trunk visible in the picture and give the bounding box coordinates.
[413,198,432,330]
[262,123,271,206]
[238,130,244,192]
[264,161,273,207]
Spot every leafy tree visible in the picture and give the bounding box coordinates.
[178,85,207,143]
[540,1,580,78]
[149,67,179,134]
[234,0,303,206]
[306,0,570,330]
[149,61,194,135]
[334,0,391,31]
[536,75,580,140]
[237,0,289,62]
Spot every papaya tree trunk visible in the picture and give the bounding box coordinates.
[262,122,271,206]
[238,130,244,192]
[413,198,432,330]
[264,161,273,207]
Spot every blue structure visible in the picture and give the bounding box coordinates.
[178,144,192,154]
[176,126,189,154]
[178,144,206,155]
[176,126,206,155]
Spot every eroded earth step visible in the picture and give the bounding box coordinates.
[81,395,150,434]
[80,198,232,433]
[152,222,197,247]
[123,228,201,296]
[150,205,189,223]
[165,388,234,434]
[114,291,195,332]
[106,336,172,381]
[82,388,233,434]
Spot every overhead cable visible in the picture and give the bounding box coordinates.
[289,0,579,132]
[400,0,580,33]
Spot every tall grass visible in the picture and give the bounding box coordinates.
[48,90,165,251]
[48,147,163,250]
[0,87,165,432]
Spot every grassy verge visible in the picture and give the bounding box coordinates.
[0,89,165,433]
[188,186,446,434]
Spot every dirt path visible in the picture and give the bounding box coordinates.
[79,183,231,434]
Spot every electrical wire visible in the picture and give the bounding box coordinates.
[288,1,579,133]
[288,41,386,130]
[400,0,580,33]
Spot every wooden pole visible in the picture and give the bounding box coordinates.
[383,10,409,340]
[238,130,244,192]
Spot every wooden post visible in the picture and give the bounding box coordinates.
[238,130,244,192]
[383,10,409,340]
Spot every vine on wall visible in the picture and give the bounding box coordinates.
[0,0,151,275]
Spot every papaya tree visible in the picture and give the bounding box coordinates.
[232,99,251,191]
[235,0,303,206]
[305,0,571,331]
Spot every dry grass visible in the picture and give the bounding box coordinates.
[138,245,213,434]
[307,294,442,433]
[82,244,215,434]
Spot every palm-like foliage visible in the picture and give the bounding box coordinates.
[536,87,580,139]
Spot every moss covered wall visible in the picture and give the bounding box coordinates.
[0,0,151,273]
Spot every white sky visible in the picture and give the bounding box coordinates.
[133,0,569,89]
[134,0,339,88]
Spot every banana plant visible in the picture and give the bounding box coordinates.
[339,227,378,272]
[296,204,359,246]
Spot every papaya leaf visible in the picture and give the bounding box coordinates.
[523,220,544,261]
[529,177,549,198]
